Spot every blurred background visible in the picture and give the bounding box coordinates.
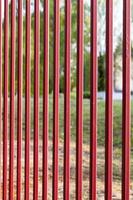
[0,0,133,199]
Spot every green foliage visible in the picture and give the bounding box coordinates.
[83,91,90,99]
[7,0,108,96]
[98,54,105,91]
[84,51,90,93]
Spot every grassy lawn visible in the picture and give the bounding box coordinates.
[44,94,133,146]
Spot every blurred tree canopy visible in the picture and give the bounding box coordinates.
[7,0,126,96]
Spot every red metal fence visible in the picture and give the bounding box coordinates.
[0,0,131,199]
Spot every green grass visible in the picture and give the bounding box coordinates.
[47,94,133,181]
[27,94,133,147]
[45,94,133,147]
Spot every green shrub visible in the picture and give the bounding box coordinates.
[83,91,90,99]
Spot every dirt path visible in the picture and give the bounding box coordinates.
[0,140,133,199]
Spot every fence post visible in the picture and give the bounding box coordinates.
[9,0,16,199]
[105,0,113,199]
[53,1,60,199]
[43,0,49,199]
[76,1,84,199]
[17,0,23,199]
[122,0,131,199]
[90,0,97,199]
[33,0,40,199]
[64,0,71,199]
[25,1,31,199]
[0,1,2,198]
[3,1,9,199]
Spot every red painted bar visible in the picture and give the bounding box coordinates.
[64,0,71,199]
[9,0,16,199]
[17,0,23,199]
[53,0,60,199]
[122,0,131,199]
[33,0,40,199]
[3,1,8,199]
[43,0,49,199]
[105,0,113,199]
[0,0,2,195]
[25,1,31,199]
[90,0,97,199]
[76,1,83,199]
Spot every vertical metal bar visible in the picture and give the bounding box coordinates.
[33,0,39,199]
[3,1,8,199]
[17,0,23,199]
[90,0,97,199]
[64,0,71,199]
[53,0,60,199]
[76,1,83,199]
[43,0,49,199]
[122,0,131,199]
[0,0,2,195]
[25,1,31,199]
[105,0,113,199]
[9,0,16,199]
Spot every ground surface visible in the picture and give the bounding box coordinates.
[0,141,133,199]
[0,96,133,199]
